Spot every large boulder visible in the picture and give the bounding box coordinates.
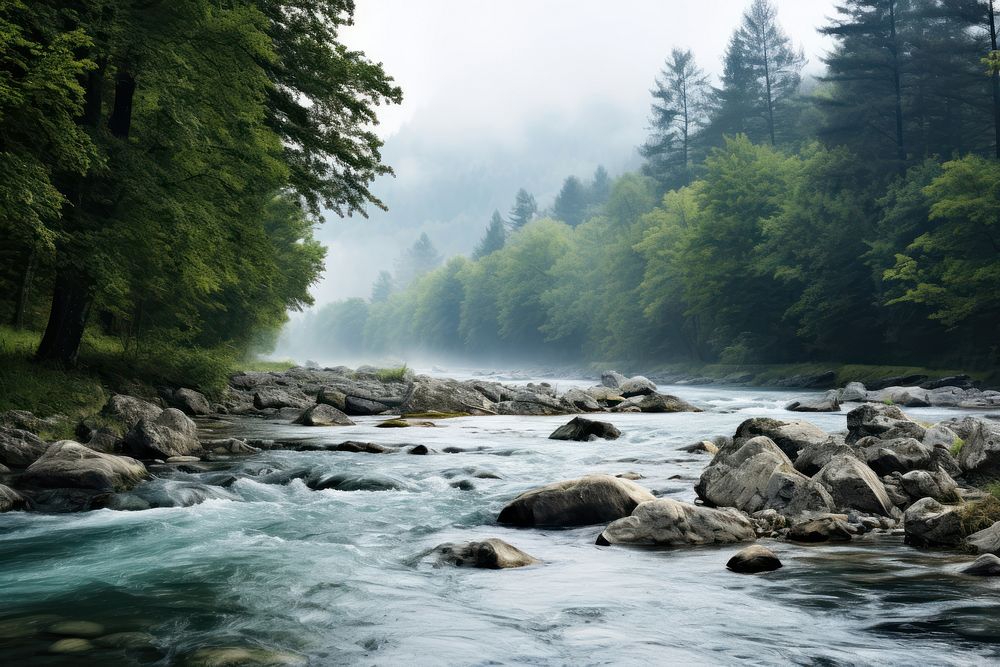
[785,391,841,413]
[726,545,782,573]
[252,387,310,410]
[0,427,48,467]
[549,417,621,442]
[962,554,1000,577]
[787,515,854,543]
[170,388,212,416]
[101,394,162,433]
[966,522,1000,555]
[957,419,1000,479]
[294,404,354,427]
[862,438,933,476]
[733,418,829,461]
[431,539,539,569]
[793,436,857,477]
[561,388,603,412]
[922,424,961,449]
[124,409,202,459]
[19,441,146,492]
[814,455,894,516]
[497,475,655,528]
[611,393,700,413]
[399,378,492,415]
[866,386,931,408]
[696,436,833,517]
[846,403,917,445]
[619,376,656,398]
[903,497,964,547]
[601,370,627,389]
[897,468,960,504]
[840,382,868,403]
[0,484,26,512]
[595,498,755,547]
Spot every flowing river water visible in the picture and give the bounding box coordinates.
[2,380,1000,665]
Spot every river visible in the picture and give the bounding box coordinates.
[1,380,999,665]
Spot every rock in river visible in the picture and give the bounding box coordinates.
[903,497,964,547]
[0,484,26,512]
[294,403,354,426]
[19,441,147,492]
[785,391,841,413]
[962,554,1000,577]
[813,455,894,516]
[596,498,755,547]
[0,427,48,467]
[549,417,621,442]
[432,538,539,569]
[726,545,783,573]
[733,418,829,461]
[125,408,202,459]
[497,475,655,528]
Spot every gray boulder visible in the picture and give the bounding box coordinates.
[562,388,603,412]
[793,436,856,477]
[601,370,627,389]
[862,438,933,476]
[787,515,855,542]
[865,386,930,408]
[171,388,211,416]
[497,475,655,527]
[814,455,894,516]
[962,554,1000,577]
[252,388,310,410]
[585,386,626,405]
[0,427,48,467]
[0,484,25,512]
[619,376,656,398]
[101,394,162,433]
[846,403,916,445]
[966,522,1000,555]
[785,391,841,413]
[399,378,493,415]
[733,417,829,461]
[294,404,354,427]
[903,497,964,547]
[726,544,782,573]
[432,539,539,569]
[611,393,700,413]
[596,498,756,547]
[957,419,1000,478]
[897,468,960,504]
[549,417,621,442]
[840,382,867,403]
[696,436,833,517]
[19,441,147,492]
[923,424,961,449]
[316,387,347,411]
[343,396,391,415]
[124,408,202,459]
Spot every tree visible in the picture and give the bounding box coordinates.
[590,165,612,206]
[473,211,507,259]
[640,48,709,188]
[507,188,538,231]
[395,232,442,286]
[371,270,395,303]
[552,176,589,227]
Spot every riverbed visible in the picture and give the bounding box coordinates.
[2,382,999,665]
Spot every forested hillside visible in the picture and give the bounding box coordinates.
[293,0,1000,370]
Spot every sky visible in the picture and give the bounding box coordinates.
[307,0,839,306]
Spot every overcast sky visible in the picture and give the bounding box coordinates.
[308,0,839,306]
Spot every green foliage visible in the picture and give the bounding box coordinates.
[507,188,538,231]
[473,211,507,259]
[375,364,409,382]
[951,437,966,457]
[959,496,1000,536]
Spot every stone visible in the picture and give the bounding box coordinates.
[548,417,621,442]
[814,455,894,516]
[966,522,1000,555]
[316,387,348,411]
[344,396,392,415]
[497,475,656,528]
[898,468,960,503]
[20,441,147,492]
[48,620,105,637]
[726,545,782,573]
[101,394,162,433]
[619,376,657,397]
[903,497,964,547]
[923,424,961,449]
[785,390,841,413]
[585,386,626,404]
[48,638,94,654]
[294,403,354,426]
[204,438,259,456]
[733,417,829,461]
[596,498,756,547]
[787,515,854,542]
[0,484,26,512]
[171,388,212,415]
[408,445,430,455]
[398,377,492,415]
[962,554,1000,577]
[0,427,48,467]
[125,408,202,459]
[601,370,627,389]
[183,646,307,667]
[957,419,1000,478]
[611,393,700,413]
[432,538,539,569]
[252,387,310,410]
[840,382,868,402]
[562,388,603,412]
[681,440,719,455]
[862,438,933,476]
[846,403,916,445]
[332,441,395,454]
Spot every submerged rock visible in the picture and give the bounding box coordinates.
[294,403,354,427]
[548,417,621,442]
[183,646,307,667]
[333,441,396,454]
[596,498,755,547]
[726,545,782,573]
[20,441,147,492]
[497,475,655,527]
[962,554,1000,577]
[432,538,539,569]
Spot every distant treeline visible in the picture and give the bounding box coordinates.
[294,0,1000,368]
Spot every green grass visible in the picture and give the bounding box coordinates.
[951,437,966,457]
[375,364,409,382]
[959,495,1000,535]
[239,358,297,373]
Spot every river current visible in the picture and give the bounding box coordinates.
[2,380,999,665]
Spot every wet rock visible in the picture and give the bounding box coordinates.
[399,377,492,415]
[305,471,413,492]
[48,638,94,654]
[294,403,354,426]
[171,388,212,415]
[253,387,310,410]
[957,419,1000,479]
[596,498,755,547]
[0,427,48,467]
[733,418,828,461]
[615,472,644,480]
[585,386,626,405]
[862,438,933,476]
[966,521,1000,555]
[696,436,833,517]
[101,394,162,433]
[619,376,656,398]
[0,484,25,512]
[601,370,627,389]
[183,646,307,667]
[203,438,259,456]
[450,479,475,491]
[727,545,782,573]
[344,396,392,415]
[432,538,539,569]
[408,445,431,455]
[787,515,854,542]
[94,632,156,649]
[962,554,1000,576]
[493,399,571,416]
[125,408,202,459]
[49,620,105,637]
[903,497,964,547]
[123,479,239,508]
[793,436,856,477]
[611,393,700,413]
[497,474,655,527]
[922,375,975,390]
[846,403,916,445]
[333,441,395,454]
[562,388,603,412]
[898,468,960,504]
[20,441,147,492]
[316,387,347,411]
[785,391,841,413]
[681,440,719,455]
[840,382,868,403]
[549,417,621,442]
[814,455,894,516]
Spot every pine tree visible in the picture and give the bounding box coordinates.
[508,188,538,231]
[395,232,442,286]
[590,165,612,206]
[370,270,395,303]
[473,211,507,259]
[640,48,709,188]
[553,176,589,227]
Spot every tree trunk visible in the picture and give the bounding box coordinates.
[11,249,37,329]
[108,70,136,139]
[35,269,93,365]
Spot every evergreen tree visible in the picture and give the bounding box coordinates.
[395,233,442,286]
[553,176,589,227]
[640,48,709,188]
[590,165,612,206]
[507,188,538,231]
[370,271,395,303]
[473,211,507,259]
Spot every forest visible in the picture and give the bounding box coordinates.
[289,0,1000,371]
